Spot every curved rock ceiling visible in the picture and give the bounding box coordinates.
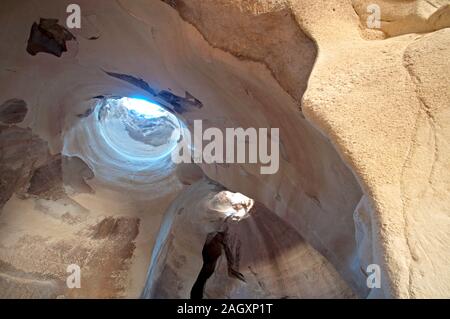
[0,0,449,299]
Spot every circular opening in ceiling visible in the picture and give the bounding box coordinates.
[98,97,182,162]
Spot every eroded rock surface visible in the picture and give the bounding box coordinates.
[26,18,75,57]
[0,99,27,124]
[143,180,355,298]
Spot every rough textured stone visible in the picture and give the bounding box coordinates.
[26,18,75,57]
[0,99,27,124]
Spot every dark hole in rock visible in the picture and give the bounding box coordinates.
[26,18,75,57]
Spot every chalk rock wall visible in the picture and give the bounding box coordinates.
[143,178,355,299]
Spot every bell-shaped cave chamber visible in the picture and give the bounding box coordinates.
[0,0,369,300]
[58,89,366,299]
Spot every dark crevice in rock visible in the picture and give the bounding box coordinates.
[157,90,203,113]
[103,70,203,113]
[104,71,157,96]
[162,0,178,9]
[26,18,76,57]
[0,99,27,124]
